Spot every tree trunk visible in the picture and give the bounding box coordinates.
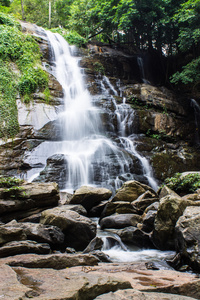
[49,1,51,29]
[21,0,26,21]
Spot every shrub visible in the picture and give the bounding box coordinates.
[50,27,87,47]
[164,172,200,194]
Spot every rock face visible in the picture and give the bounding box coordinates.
[40,206,97,250]
[175,206,200,271]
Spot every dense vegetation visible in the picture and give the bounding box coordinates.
[0,0,199,139]
[164,172,200,194]
[1,0,199,93]
[0,12,49,139]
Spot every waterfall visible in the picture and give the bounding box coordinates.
[191,99,200,146]
[24,31,158,192]
[137,56,150,84]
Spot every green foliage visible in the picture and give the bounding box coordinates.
[0,176,23,188]
[50,28,86,47]
[0,59,19,138]
[93,61,105,74]
[19,66,48,97]
[0,176,25,199]
[171,57,200,86]
[164,172,200,194]
[0,12,49,138]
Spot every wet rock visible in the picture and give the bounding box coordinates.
[63,204,87,216]
[100,214,142,230]
[4,253,99,269]
[152,195,200,250]
[40,206,96,250]
[175,206,200,271]
[33,154,68,189]
[83,237,104,253]
[132,191,158,213]
[116,226,154,248]
[34,120,63,140]
[90,250,112,263]
[88,201,108,217]
[100,201,137,219]
[142,210,157,233]
[111,180,156,203]
[124,84,186,116]
[0,240,50,258]
[70,186,112,212]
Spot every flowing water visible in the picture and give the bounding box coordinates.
[191,99,200,146]
[24,31,158,192]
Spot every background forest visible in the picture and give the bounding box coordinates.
[0,0,200,94]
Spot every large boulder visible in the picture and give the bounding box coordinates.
[152,195,200,250]
[0,181,59,223]
[0,240,50,258]
[111,181,156,203]
[70,186,112,212]
[116,226,155,248]
[5,253,99,269]
[100,201,137,219]
[100,214,142,230]
[175,206,200,271]
[0,220,65,248]
[40,206,96,250]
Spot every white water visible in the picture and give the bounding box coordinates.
[23,31,158,192]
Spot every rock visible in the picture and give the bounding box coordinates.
[152,195,200,250]
[0,240,50,257]
[111,180,156,203]
[142,210,157,233]
[158,185,180,199]
[0,264,29,299]
[100,201,137,219]
[90,250,112,263]
[0,181,59,223]
[70,186,112,212]
[0,224,26,245]
[62,204,87,216]
[175,206,200,271]
[0,220,65,248]
[116,226,154,248]
[33,154,68,189]
[5,264,131,300]
[83,237,104,253]
[4,253,99,269]
[40,206,96,250]
[89,201,108,217]
[100,214,142,230]
[144,202,159,213]
[132,191,158,213]
[95,289,195,300]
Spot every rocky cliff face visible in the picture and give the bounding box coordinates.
[0,22,199,186]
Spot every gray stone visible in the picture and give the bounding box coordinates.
[40,206,96,250]
[100,214,142,230]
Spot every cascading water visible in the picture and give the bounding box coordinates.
[24,31,158,192]
[137,56,150,84]
[191,99,200,146]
